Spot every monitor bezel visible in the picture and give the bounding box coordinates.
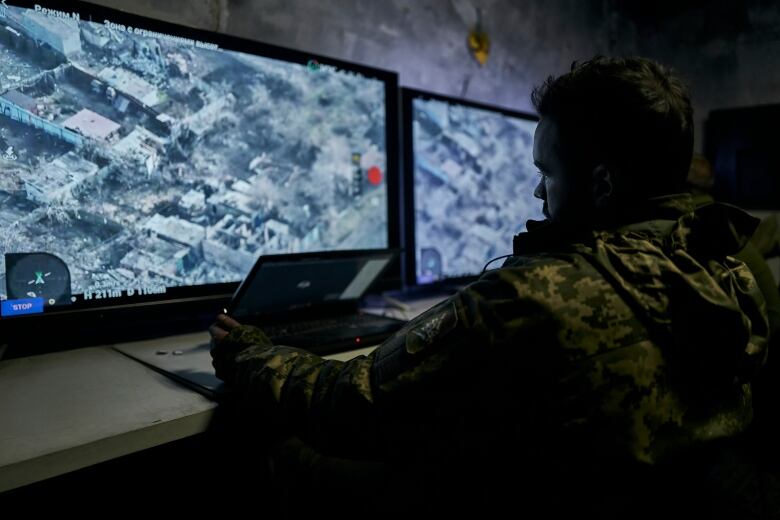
[400,87,539,289]
[0,0,401,349]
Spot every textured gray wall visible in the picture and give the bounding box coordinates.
[607,1,780,152]
[89,0,780,152]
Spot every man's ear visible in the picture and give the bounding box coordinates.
[591,164,613,209]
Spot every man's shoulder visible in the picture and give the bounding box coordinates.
[484,251,616,310]
[484,247,650,353]
[501,249,582,268]
[497,250,593,286]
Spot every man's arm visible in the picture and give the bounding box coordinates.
[210,269,540,455]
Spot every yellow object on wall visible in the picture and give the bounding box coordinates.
[468,27,490,66]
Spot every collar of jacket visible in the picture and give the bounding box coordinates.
[513,193,761,257]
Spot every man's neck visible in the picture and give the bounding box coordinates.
[515,193,697,255]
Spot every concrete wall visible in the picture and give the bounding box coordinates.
[606,1,780,154]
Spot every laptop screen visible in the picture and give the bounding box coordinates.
[230,252,393,318]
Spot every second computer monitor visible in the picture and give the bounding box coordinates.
[403,89,541,285]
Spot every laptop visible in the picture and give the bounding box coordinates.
[226,249,407,354]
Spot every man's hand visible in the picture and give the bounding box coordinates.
[210,314,244,383]
[209,314,274,384]
[209,313,242,346]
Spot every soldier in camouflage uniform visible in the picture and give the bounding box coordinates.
[211,57,771,517]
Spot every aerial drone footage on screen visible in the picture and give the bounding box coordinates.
[410,94,541,284]
[0,1,391,314]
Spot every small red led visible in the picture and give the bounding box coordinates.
[355,337,361,344]
[367,166,383,185]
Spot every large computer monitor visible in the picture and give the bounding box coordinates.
[0,0,398,339]
[402,88,541,286]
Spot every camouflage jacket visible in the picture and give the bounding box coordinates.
[212,193,769,514]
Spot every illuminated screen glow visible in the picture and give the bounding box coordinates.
[411,97,541,284]
[0,3,389,309]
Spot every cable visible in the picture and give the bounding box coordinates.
[481,254,513,274]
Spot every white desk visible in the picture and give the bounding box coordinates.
[0,341,385,494]
[0,347,216,492]
[0,293,446,493]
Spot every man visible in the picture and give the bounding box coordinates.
[211,57,770,517]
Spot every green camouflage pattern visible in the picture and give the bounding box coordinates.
[212,193,770,512]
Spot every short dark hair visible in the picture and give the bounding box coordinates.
[532,56,694,196]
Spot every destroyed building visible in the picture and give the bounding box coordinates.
[112,127,163,175]
[97,66,165,109]
[17,10,81,58]
[1,90,38,115]
[62,108,121,141]
[120,236,190,283]
[203,214,260,275]
[142,213,206,256]
[24,152,99,204]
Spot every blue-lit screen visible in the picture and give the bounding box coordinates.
[0,2,388,311]
[411,96,541,284]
